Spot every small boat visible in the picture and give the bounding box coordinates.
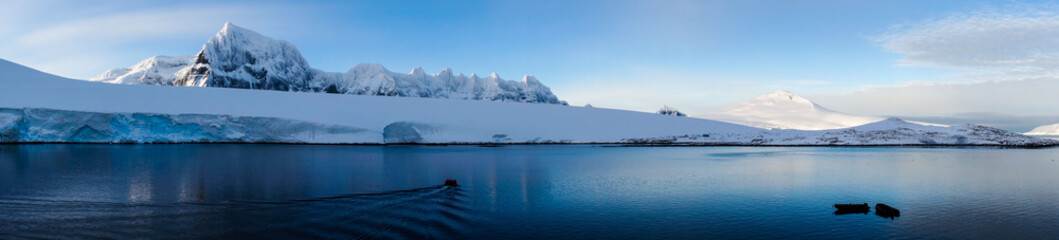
[834,203,870,215]
[443,179,459,187]
[834,203,870,211]
[875,203,900,218]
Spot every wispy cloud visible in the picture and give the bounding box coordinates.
[0,2,311,79]
[14,7,268,48]
[800,3,1059,128]
[879,4,1059,79]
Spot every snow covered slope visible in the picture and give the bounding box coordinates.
[1025,123,1059,137]
[3,58,760,144]
[627,118,1055,146]
[92,22,565,104]
[698,90,884,130]
[4,57,1053,146]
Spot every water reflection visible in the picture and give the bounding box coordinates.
[1,145,1058,239]
[834,209,870,215]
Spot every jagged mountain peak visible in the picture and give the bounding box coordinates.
[175,22,313,90]
[349,63,390,75]
[522,75,540,85]
[410,66,425,75]
[217,22,249,37]
[209,22,291,53]
[91,23,566,105]
[91,55,193,85]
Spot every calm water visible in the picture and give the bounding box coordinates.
[1,145,1058,239]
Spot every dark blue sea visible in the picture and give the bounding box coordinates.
[1,144,1057,239]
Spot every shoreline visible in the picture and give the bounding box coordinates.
[3,142,1056,148]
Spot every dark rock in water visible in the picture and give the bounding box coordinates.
[875,203,900,219]
[444,179,459,187]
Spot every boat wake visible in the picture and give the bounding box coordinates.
[0,185,473,239]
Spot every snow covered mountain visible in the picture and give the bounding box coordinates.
[698,90,884,130]
[94,56,194,85]
[3,58,762,144]
[1025,123,1059,136]
[627,118,1054,146]
[3,57,1054,146]
[92,22,566,105]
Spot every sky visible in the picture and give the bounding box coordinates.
[2,0,1058,131]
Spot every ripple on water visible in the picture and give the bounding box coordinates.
[0,185,472,240]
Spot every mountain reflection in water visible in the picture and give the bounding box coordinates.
[2,145,1058,239]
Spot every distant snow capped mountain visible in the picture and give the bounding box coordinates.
[92,22,566,105]
[1025,123,1059,136]
[697,90,883,130]
[629,117,1054,146]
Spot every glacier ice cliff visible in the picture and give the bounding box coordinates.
[2,107,1053,146]
[0,108,380,144]
[92,22,566,105]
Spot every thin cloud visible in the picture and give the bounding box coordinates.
[802,4,1059,129]
[879,4,1059,79]
[0,2,310,79]
[15,8,261,48]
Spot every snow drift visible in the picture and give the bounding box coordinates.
[92,22,566,105]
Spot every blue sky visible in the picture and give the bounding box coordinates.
[3,0,1059,130]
